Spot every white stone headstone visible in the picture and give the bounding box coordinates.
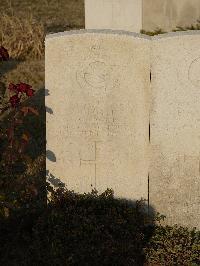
[45,28,200,229]
[85,0,200,33]
[150,32,200,228]
[45,30,150,200]
[143,0,200,32]
[85,0,143,33]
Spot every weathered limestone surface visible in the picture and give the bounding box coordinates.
[46,29,200,229]
[85,0,200,33]
[150,32,200,228]
[143,0,200,32]
[46,30,150,200]
[85,0,142,33]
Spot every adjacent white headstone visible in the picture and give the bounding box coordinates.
[45,28,200,229]
[85,0,143,33]
[143,0,200,32]
[46,30,150,200]
[85,0,200,33]
[150,32,200,228]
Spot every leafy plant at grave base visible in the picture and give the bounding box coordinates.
[140,28,167,36]
[172,19,200,32]
[0,186,199,266]
[0,187,151,266]
[0,46,42,217]
[141,19,200,36]
[143,224,200,265]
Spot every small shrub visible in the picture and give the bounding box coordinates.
[0,46,43,217]
[0,186,199,265]
[0,188,151,266]
[144,224,200,265]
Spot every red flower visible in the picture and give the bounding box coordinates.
[0,46,9,61]
[25,87,35,97]
[8,82,35,97]
[17,83,31,93]
[17,82,35,97]
[9,94,21,107]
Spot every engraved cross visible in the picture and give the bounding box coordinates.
[79,141,100,188]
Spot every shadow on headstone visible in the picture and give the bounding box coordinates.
[45,88,50,96]
[46,150,56,162]
[0,182,158,265]
[45,106,53,114]
[46,170,65,188]
[44,170,158,265]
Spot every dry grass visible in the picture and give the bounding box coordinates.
[0,12,45,60]
[0,0,84,61]
[1,0,84,31]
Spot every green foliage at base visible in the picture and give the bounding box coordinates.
[145,225,200,265]
[0,187,199,266]
[141,20,200,36]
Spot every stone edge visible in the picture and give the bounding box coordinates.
[45,29,151,41]
[152,30,200,40]
[45,29,200,42]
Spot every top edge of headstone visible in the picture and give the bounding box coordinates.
[45,29,151,41]
[45,29,200,42]
[152,30,200,40]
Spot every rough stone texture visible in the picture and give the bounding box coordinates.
[46,29,200,229]
[85,0,142,33]
[150,32,200,229]
[85,0,200,33]
[46,30,150,200]
[143,0,200,32]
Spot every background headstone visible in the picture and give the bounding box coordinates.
[85,0,142,33]
[143,0,200,32]
[150,32,200,228]
[46,30,150,200]
[85,0,200,33]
